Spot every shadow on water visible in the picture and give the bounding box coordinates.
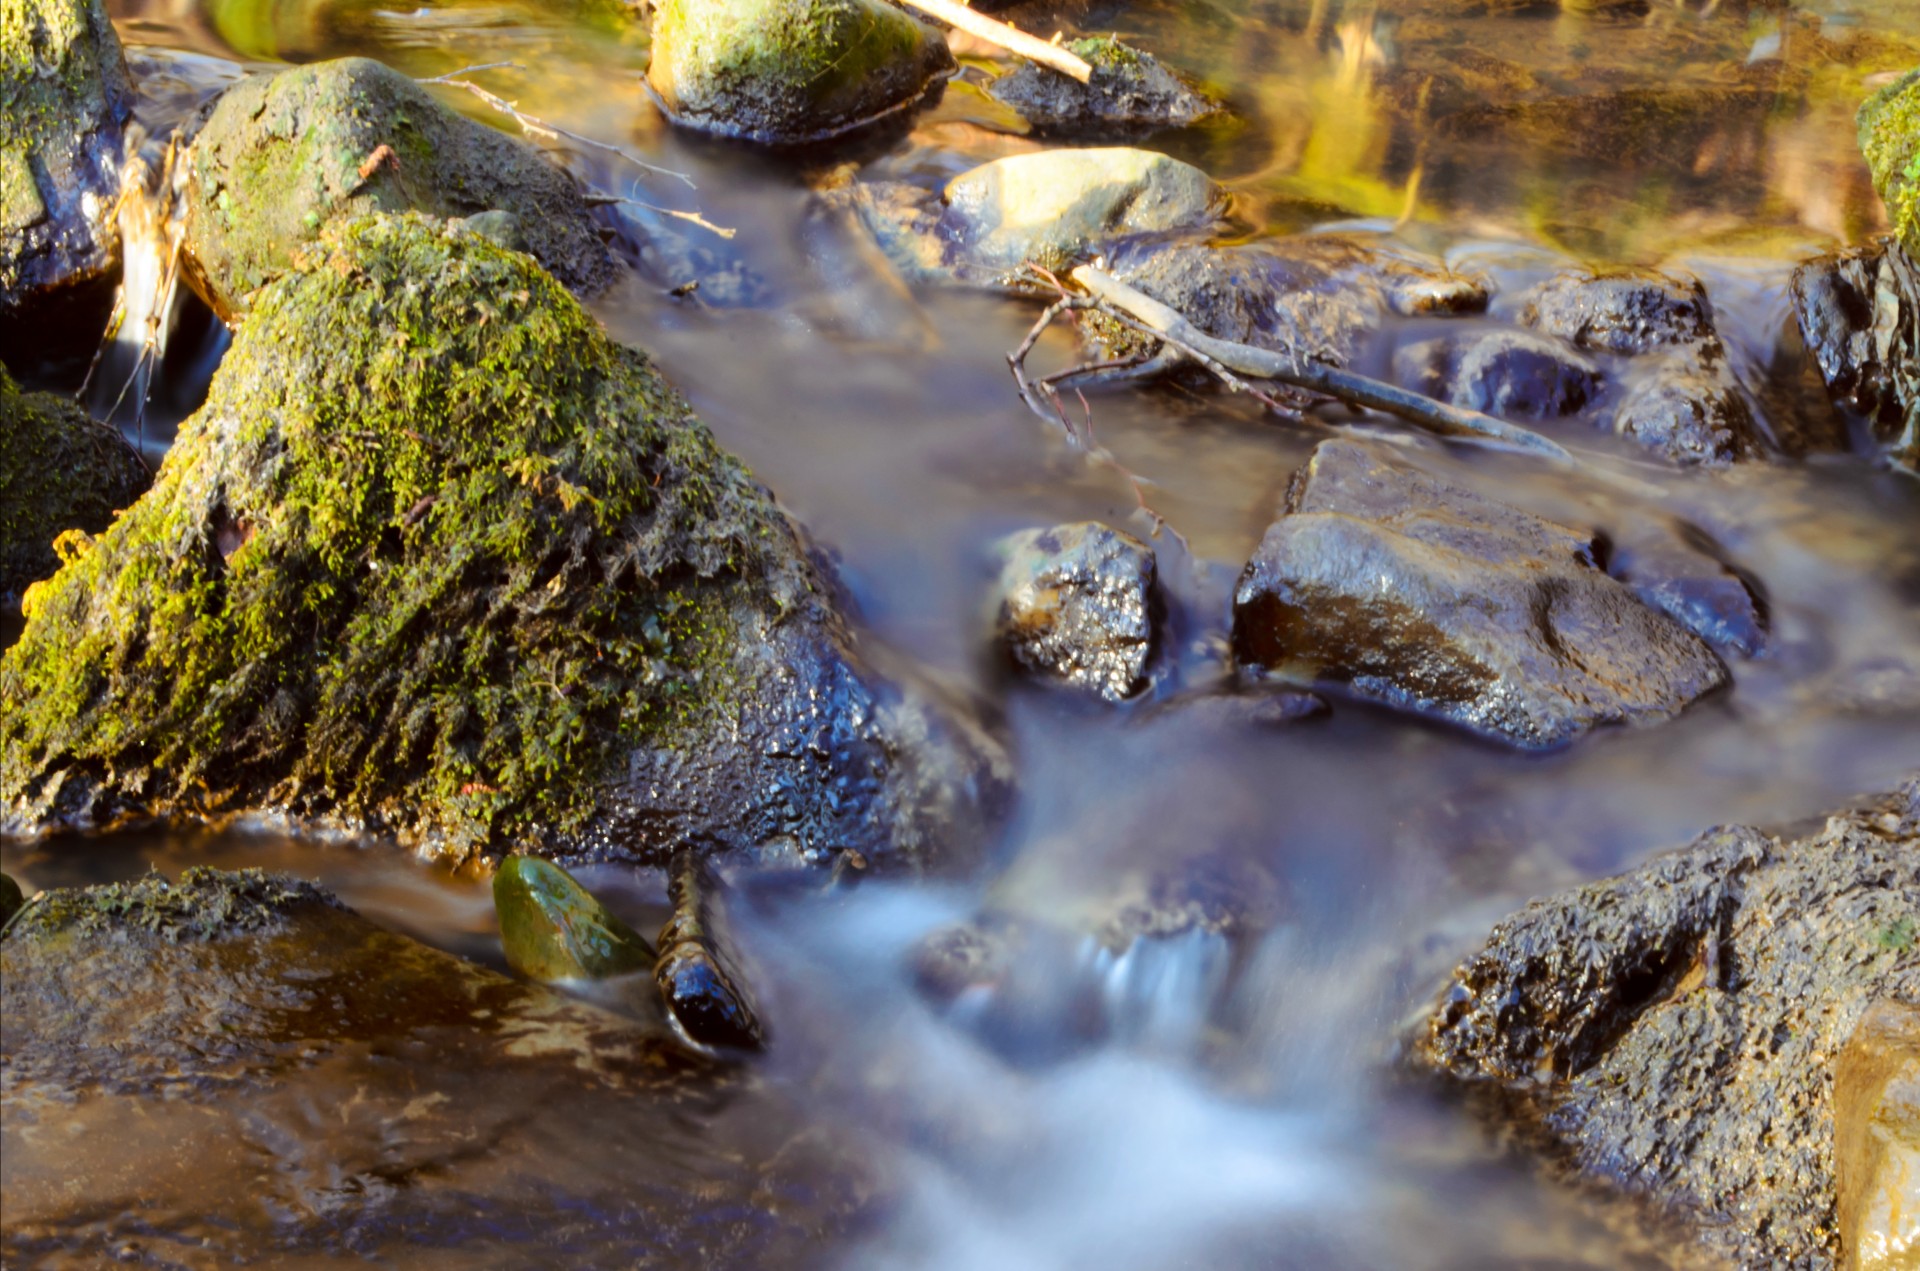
[7,0,1920,1263]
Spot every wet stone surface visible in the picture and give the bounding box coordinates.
[1792,242,1920,471]
[984,36,1221,139]
[1392,327,1600,421]
[993,521,1159,703]
[1231,439,1728,749]
[1835,999,1920,1271]
[1408,793,1920,1270]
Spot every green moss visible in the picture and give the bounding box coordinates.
[2,866,341,946]
[1,213,791,852]
[1069,35,1143,70]
[1860,69,1920,256]
[0,364,151,598]
[494,854,654,981]
[647,0,952,143]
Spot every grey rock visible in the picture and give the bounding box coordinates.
[1608,341,1763,466]
[1408,794,1920,1270]
[1519,268,1716,356]
[1393,328,1600,420]
[994,521,1158,703]
[1604,519,1767,658]
[985,37,1221,138]
[1231,440,1728,749]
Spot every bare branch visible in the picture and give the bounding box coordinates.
[896,0,1095,82]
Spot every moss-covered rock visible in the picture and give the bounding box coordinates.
[647,0,953,145]
[0,213,1008,867]
[1860,69,1920,258]
[0,0,130,317]
[495,854,654,981]
[0,364,150,604]
[183,56,615,321]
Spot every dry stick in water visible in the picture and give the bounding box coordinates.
[895,0,1094,82]
[1068,265,1575,462]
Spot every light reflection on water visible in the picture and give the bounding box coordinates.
[7,0,1920,1263]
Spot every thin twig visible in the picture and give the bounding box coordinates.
[598,195,736,239]
[896,0,1094,81]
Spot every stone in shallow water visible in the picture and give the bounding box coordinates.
[1518,268,1716,357]
[1230,440,1727,748]
[494,854,655,982]
[1608,341,1761,466]
[994,521,1158,703]
[1604,518,1767,659]
[985,37,1221,138]
[647,0,953,145]
[1791,243,1919,472]
[1392,328,1600,420]
[1836,999,1920,1271]
[1407,795,1920,1269]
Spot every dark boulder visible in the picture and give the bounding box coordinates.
[985,36,1221,138]
[993,521,1158,703]
[1608,342,1762,466]
[0,215,1008,871]
[1791,243,1918,472]
[183,57,615,321]
[1231,440,1727,749]
[1392,328,1600,420]
[1408,793,1920,1269]
[1518,268,1715,357]
[0,365,149,605]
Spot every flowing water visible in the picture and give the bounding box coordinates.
[6,0,1920,1265]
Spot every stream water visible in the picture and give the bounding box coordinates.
[6,0,1920,1266]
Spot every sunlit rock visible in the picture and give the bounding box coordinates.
[1836,999,1920,1271]
[0,214,1009,870]
[647,0,953,145]
[1231,440,1727,749]
[0,364,148,605]
[985,37,1221,139]
[1408,793,1920,1268]
[993,521,1159,704]
[183,56,615,320]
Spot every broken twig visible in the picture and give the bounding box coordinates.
[895,0,1094,83]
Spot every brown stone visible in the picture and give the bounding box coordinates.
[1837,999,1920,1271]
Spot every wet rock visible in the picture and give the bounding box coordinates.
[1860,69,1920,258]
[495,854,655,981]
[0,0,131,321]
[1408,794,1920,1269]
[0,871,20,924]
[1518,268,1715,357]
[942,147,1223,277]
[1090,235,1487,369]
[0,364,149,605]
[1136,684,1330,730]
[1608,343,1762,466]
[1231,440,1727,749]
[646,0,953,145]
[993,521,1158,703]
[1392,328,1600,420]
[655,850,764,1051]
[1835,1000,1920,1271]
[0,214,1009,872]
[984,36,1221,138]
[1,867,869,1261]
[1604,519,1767,658]
[1791,243,1919,471]
[183,56,615,320]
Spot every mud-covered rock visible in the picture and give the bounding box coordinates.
[1860,69,1920,258]
[1604,519,1767,658]
[1835,999,1920,1271]
[1392,328,1599,420]
[183,56,614,320]
[1409,795,1920,1269]
[1791,243,1919,471]
[1231,440,1727,749]
[0,867,869,1262]
[984,36,1220,138]
[993,521,1158,703]
[0,0,131,319]
[0,365,149,604]
[0,214,1008,870]
[647,0,952,145]
[1090,235,1487,369]
[1608,342,1762,466]
[1518,268,1716,357]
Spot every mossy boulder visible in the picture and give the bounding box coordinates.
[183,56,615,321]
[0,0,131,317]
[0,213,1008,868]
[647,0,954,145]
[0,364,149,605]
[1861,69,1920,259]
[985,37,1222,139]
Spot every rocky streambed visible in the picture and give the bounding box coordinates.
[3,0,1919,1265]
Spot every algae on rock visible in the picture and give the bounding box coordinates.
[184,56,615,320]
[0,213,1007,868]
[0,364,150,604]
[1861,69,1920,259]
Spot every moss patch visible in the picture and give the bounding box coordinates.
[2,866,342,946]
[1860,69,1920,256]
[1,213,796,852]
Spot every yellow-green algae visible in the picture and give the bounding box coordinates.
[0,364,150,600]
[494,854,654,981]
[1861,69,1920,257]
[0,213,794,851]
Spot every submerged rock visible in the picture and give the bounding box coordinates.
[1860,69,1920,258]
[183,56,615,320]
[993,521,1158,703]
[1408,794,1920,1269]
[1604,519,1767,659]
[0,0,131,320]
[1392,328,1599,421]
[1,867,868,1261]
[1836,1000,1920,1271]
[494,854,655,982]
[0,214,1008,870]
[647,0,953,145]
[0,365,149,605]
[1518,268,1716,357]
[1231,440,1727,749]
[985,36,1221,138]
